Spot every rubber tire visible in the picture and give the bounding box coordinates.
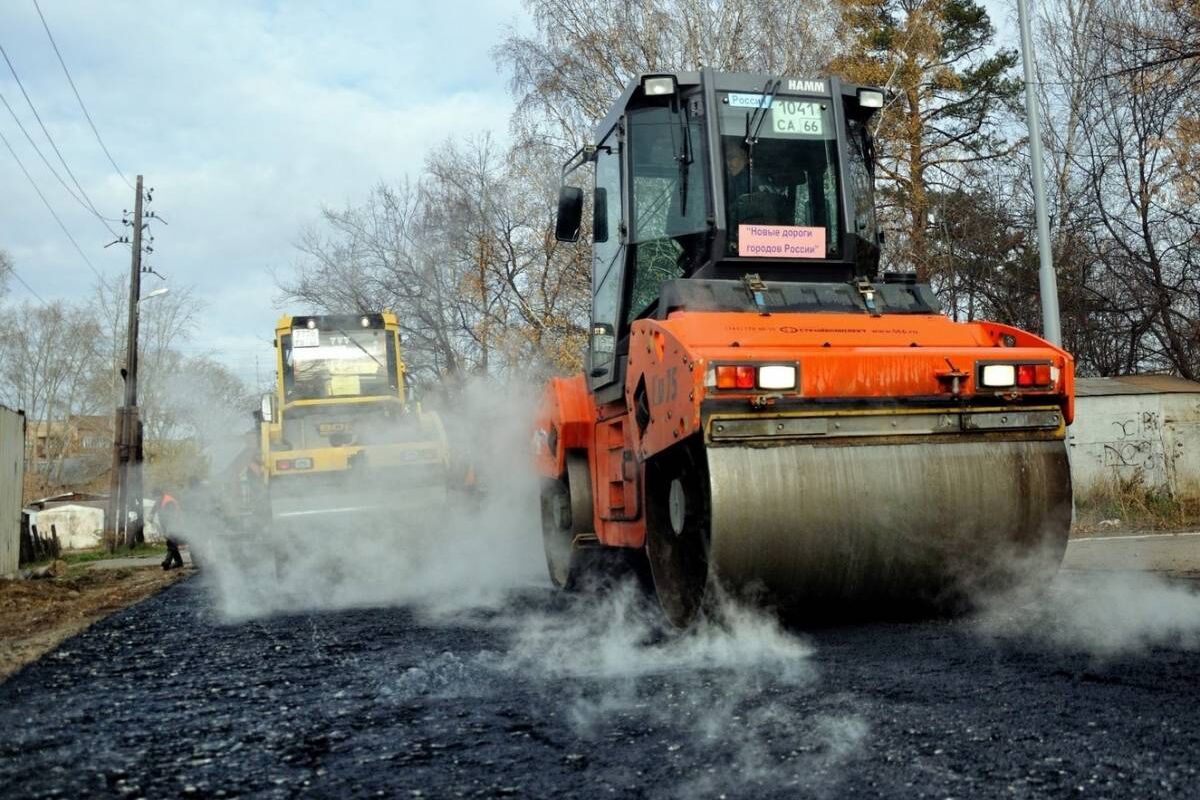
[644,440,713,628]
[540,477,579,589]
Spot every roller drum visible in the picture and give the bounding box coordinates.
[706,438,1072,611]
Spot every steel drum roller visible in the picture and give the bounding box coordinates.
[706,439,1072,609]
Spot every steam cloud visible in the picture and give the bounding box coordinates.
[492,582,867,797]
[192,378,545,620]
[973,567,1200,659]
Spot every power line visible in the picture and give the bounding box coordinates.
[0,89,123,243]
[8,266,49,305]
[0,39,121,235]
[0,90,87,211]
[0,38,114,221]
[30,0,132,190]
[0,126,107,284]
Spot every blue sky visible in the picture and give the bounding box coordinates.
[1,0,527,387]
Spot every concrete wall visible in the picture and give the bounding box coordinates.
[142,499,165,543]
[31,504,106,551]
[0,407,24,576]
[1070,390,1200,494]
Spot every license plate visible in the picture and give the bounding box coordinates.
[318,422,352,436]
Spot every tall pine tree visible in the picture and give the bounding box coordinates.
[831,0,1019,279]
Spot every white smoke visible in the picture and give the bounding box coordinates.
[193,376,545,620]
[490,583,867,797]
[973,567,1200,658]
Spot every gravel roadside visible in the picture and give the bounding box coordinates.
[0,566,186,682]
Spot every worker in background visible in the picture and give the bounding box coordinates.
[181,477,207,570]
[152,487,184,570]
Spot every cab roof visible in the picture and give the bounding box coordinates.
[592,68,880,141]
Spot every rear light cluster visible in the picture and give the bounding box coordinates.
[276,457,314,471]
[978,362,1055,389]
[711,363,797,391]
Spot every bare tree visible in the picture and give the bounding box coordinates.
[0,300,103,478]
[497,0,840,154]
[93,273,221,443]
[831,0,1022,278]
[283,137,590,386]
[1072,0,1200,377]
[0,250,11,301]
[287,179,483,381]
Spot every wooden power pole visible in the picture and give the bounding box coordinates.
[107,175,145,549]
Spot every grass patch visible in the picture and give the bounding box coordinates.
[31,543,167,569]
[1075,475,1200,533]
[62,543,166,564]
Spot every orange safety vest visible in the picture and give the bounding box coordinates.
[157,494,181,534]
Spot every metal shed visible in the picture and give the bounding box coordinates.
[1070,375,1200,495]
[0,406,26,576]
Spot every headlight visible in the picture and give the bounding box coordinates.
[757,365,797,390]
[642,75,676,96]
[858,90,885,108]
[980,364,1016,388]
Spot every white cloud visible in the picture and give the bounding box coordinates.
[0,0,528,387]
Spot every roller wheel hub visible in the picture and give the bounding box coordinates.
[668,479,687,536]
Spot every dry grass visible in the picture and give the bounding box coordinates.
[1074,475,1200,534]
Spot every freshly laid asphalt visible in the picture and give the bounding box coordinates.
[2,551,1200,799]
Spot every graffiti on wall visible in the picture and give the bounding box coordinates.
[1071,391,1200,495]
[1100,411,1168,478]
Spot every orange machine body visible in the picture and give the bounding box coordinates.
[534,309,1075,550]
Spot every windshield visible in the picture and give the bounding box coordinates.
[281,327,398,401]
[719,92,841,258]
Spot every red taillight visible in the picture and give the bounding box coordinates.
[713,363,799,391]
[1016,364,1052,387]
[276,459,292,471]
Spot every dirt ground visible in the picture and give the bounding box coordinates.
[0,567,185,682]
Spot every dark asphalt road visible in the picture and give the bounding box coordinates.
[2,569,1199,799]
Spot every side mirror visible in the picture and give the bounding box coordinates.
[593,187,609,242]
[260,393,275,423]
[555,186,584,242]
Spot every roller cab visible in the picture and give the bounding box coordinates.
[259,312,451,555]
[535,70,1074,625]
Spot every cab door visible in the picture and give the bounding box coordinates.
[589,126,625,394]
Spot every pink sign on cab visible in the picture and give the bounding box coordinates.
[738,224,826,259]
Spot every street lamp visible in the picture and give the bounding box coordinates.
[1017,0,1063,346]
[138,286,170,304]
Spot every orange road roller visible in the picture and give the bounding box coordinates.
[534,69,1073,626]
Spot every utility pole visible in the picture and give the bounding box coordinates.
[106,175,145,549]
[1018,0,1063,346]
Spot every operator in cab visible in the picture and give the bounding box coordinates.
[724,139,789,249]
